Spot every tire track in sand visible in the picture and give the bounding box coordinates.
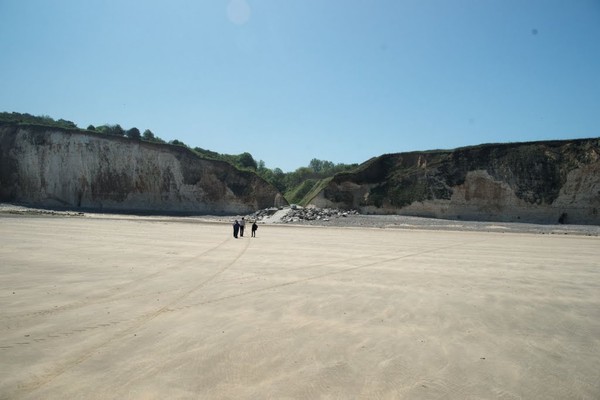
[5,237,251,399]
[2,237,232,322]
[171,240,479,312]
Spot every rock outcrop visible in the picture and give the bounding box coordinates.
[308,138,600,224]
[0,124,286,214]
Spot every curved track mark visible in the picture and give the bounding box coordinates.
[3,237,232,322]
[9,237,251,398]
[174,240,478,311]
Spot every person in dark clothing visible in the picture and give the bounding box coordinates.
[251,221,258,237]
[239,217,246,237]
[233,220,240,238]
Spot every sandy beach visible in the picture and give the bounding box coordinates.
[1,212,599,399]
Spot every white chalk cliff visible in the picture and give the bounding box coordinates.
[0,125,285,214]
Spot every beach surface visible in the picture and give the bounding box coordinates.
[1,213,599,399]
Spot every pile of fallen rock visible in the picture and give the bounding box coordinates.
[248,206,359,224]
[281,207,359,223]
[245,207,279,222]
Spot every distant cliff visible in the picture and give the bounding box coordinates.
[308,138,600,224]
[0,124,286,214]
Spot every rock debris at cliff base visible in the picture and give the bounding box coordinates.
[241,205,599,236]
[2,203,599,236]
[249,206,359,224]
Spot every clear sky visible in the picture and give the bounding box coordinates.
[1,0,599,171]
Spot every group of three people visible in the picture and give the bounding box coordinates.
[233,217,258,238]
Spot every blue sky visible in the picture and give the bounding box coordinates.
[1,0,599,171]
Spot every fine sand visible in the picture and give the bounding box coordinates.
[1,214,599,399]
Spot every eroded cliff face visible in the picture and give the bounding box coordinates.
[309,139,600,224]
[0,125,286,214]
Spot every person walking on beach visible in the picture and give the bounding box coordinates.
[251,221,258,237]
[239,217,246,237]
[233,220,240,238]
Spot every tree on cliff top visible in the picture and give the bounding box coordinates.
[96,124,125,136]
[126,127,141,140]
[142,129,165,143]
[237,152,258,170]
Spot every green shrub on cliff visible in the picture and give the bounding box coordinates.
[0,111,78,130]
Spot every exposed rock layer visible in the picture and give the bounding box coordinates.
[0,125,285,214]
[308,138,600,224]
